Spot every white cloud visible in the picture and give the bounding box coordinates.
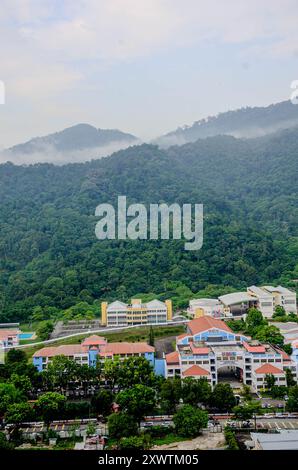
[0,0,298,148]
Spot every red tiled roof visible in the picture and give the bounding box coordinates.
[188,316,232,335]
[0,329,20,340]
[274,346,291,361]
[33,344,85,357]
[177,333,188,340]
[182,365,210,377]
[255,364,285,375]
[81,335,107,346]
[165,351,180,365]
[243,341,266,353]
[99,342,154,356]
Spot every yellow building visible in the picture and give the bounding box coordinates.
[101,298,173,326]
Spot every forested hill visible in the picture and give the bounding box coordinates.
[155,100,298,147]
[0,127,297,322]
[1,124,139,165]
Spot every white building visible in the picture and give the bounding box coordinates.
[164,317,297,392]
[262,286,297,313]
[101,298,172,326]
[187,298,224,318]
[247,286,275,318]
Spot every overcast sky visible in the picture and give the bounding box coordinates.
[0,0,298,147]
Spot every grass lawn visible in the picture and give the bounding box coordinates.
[151,433,189,446]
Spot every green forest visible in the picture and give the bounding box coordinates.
[0,126,297,323]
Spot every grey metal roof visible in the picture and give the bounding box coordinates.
[251,431,298,450]
[218,292,255,306]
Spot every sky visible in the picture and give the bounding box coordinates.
[0,0,298,148]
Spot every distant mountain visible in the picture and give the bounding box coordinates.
[2,123,140,164]
[155,100,298,147]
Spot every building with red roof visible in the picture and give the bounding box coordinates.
[164,316,297,392]
[33,335,155,372]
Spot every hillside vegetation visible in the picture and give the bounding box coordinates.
[0,127,297,322]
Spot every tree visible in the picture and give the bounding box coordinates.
[173,405,208,438]
[210,383,236,411]
[255,325,284,347]
[0,432,13,450]
[103,359,122,389]
[119,435,151,450]
[45,355,78,390]
[117,356,156,389]
[86,422,96,436]
[148,326,155,347]
[0,383,24,415]
[35,392,66,427]
[287,386,298,412]
[6,349,27,365]
[273,306,286,318]
[36,320,54,341]
[241,384,252,401]
[5,402,35,425]
[9,373,32,396]
[116,384,156,424]
[245,308,267,333]
[285,368,296,387]
[91,389,114,416]
[270,385,288,399]
[181,377,211,405]
[232,402,261,421]
[159,377,182,414]
[108,412,138,440]
[283,344,293,356]
[265,373,276,391]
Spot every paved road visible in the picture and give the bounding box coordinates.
[3,320,189,350]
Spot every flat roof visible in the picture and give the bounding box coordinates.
[218,292,255,306]
[251,431,298,450]
[189,298,221,306]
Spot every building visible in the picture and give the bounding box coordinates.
[218,292,258,319]
[33,334,156,372]
[250,431,298,450]
[164,317,297,392]
[187,299,224,318]
[200,285,297,320]
[0,329,20,348]
[101,298,172,326]
[262,285,297,313]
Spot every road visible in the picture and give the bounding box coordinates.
[2,320,189,350]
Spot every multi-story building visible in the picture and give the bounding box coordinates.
[189,285,298,320]
[33,334,156,372]
[187,299,224,319]
[262,286,297,314]
[164,317,297,392]
[0,329,20,348]
[101,298,172,326]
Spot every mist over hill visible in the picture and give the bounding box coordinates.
[0,124,297,323]
[1,123,140,165]
[155,100,298,147]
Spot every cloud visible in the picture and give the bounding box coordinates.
[0,0,298,148]
[0,139,141,165]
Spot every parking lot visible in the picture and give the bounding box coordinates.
[256,419,298,430]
